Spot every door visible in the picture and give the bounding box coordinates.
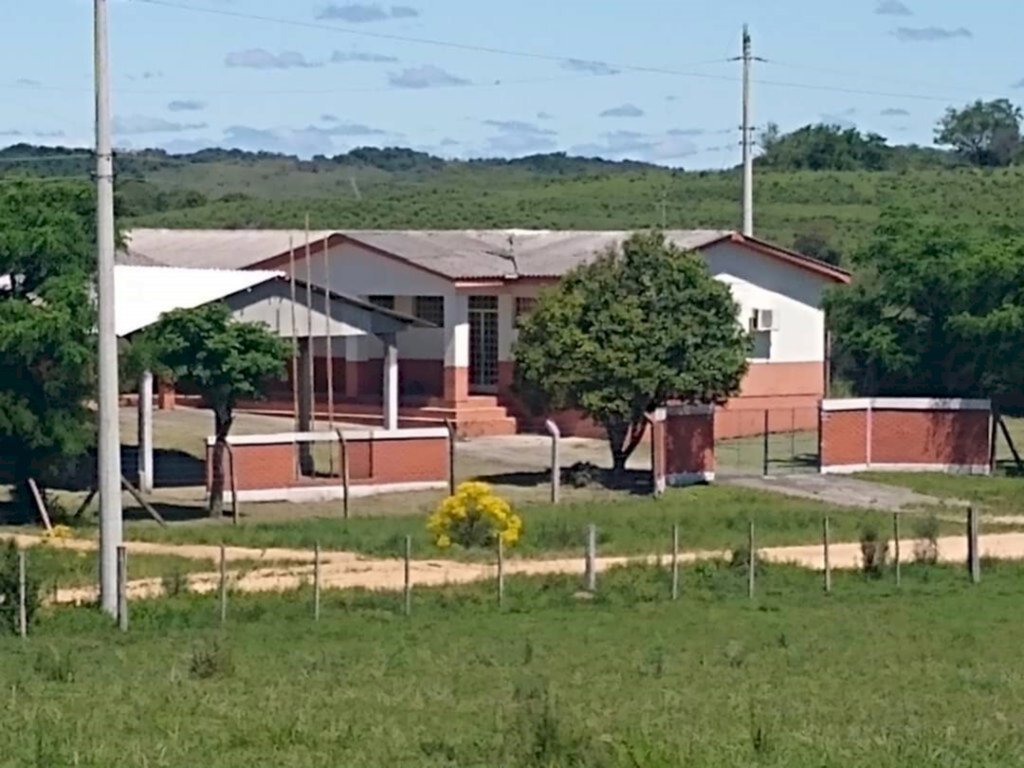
[468,296,499,392]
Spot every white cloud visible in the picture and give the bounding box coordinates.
[114,115,207,135]
[893,26,971,41]
[316,3,420,22]
[225,49,321,69]
[331,49,399,63]
[560,59,619,76]
[168,100,206,112]
[600,103,644,118]
[388,65,469,88]
[875,0,912,16]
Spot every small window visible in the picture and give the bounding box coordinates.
[414,296,445,325]
[469,295,498,312]
[515,297,537,321]
[368,295,395,311]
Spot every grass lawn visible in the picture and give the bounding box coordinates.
[861,472,1023,517]
[4,561,1024,767]
[113,486,953,560]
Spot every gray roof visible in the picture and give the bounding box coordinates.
[342,229,732,280]
[120,229,334,270]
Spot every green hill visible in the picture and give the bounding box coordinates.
[4,141,1024,262]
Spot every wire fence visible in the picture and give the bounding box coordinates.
[715,407,820,477]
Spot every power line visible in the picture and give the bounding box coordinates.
[129,0,734,77]
[0,153,94,164]
[764,59,994,100]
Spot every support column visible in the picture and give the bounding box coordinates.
[382,333,399,431]
[443,293,470,404]
[157,379,176,410]
[497,293,515,397]
[137,371,154,494]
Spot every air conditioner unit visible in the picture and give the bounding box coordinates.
[750,309,776,333]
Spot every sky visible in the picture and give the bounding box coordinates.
[2,0,1022,168]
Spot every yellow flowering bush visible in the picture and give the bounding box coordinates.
[43,525,75,542]
[427,482,523,550]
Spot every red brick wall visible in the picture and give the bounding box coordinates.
[821,403,990,471]
[664,411,715,478]
[205,443,296,491]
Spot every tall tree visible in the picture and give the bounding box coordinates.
[826,211,1024,400]
[0,180,98,504]
[935,99,1022,167]
[515,231,749,472]
[136,304,288,516]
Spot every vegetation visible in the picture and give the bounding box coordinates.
[515,231,748,471]
[133,304,289,516]
[825,212,1024,402]
[5,561,1024,765]
[116,486,942,560]
[0,181,98,508]
[935,99,1023,168]
[426,481,522,550]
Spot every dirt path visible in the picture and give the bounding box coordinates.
[7,530,1024,605]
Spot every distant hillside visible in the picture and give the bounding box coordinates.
[3,137,1023,262]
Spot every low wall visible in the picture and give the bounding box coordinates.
[652,405,716,491]
[205,427,450,502]
[820,398,992,475]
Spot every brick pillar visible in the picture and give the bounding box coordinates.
[157,379,176,411]
[662,404,715,486]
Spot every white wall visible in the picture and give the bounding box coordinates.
[702,242,828,363]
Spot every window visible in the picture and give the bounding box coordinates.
[414,296,445,326]
[367,295,395,311]
[515,297,537,322]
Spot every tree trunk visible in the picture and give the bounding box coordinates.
[208,407,234,518]
[605,417,649,478]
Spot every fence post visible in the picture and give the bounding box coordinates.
[337,430,350,519]
[219,544,228,624]
[893,513,901,588]
[748,521,756,599]
[761,410,770,477]
[403,535,412,617]
[823,516,831,594]
[497,536,505,609]
[585,524,597,593]
[967,506,981,584]
[671,524,680,601]
[444,419,457,496]
[117,545,128,632]
[17,549,27,640]
[545,419,561,504]
[225,443,239,525]
[313,542,321,622]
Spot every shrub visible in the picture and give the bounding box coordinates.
[189,638,234,680]
[0,542,40,635]
[562,462,602,489]
[860,525,889,578]
[427,482,523,550]
[912,514,941,564]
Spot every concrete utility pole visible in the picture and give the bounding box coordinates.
[741,23,755,237]
[95,0,123,617]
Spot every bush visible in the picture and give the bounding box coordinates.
[189,638,234,680]
[0,542,40,635]
[860,525,889,578]
[427,482,523,550]
[562,462,602,489]
[912,514,941,564]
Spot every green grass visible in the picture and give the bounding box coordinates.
[118,486,944,560]
[4,560,1024,766]
[861,473,1023,517]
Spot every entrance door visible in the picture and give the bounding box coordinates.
[468,296,499,392]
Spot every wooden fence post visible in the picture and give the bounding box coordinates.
[17,550,27,640]
[761,411,770,477]
[748,521,756,600]
[585,524,597,593]
[968,506,981,584]
[117,545,128,632]
[403,535,412,617]
[313,542,321,622]
[444,419,457,496]
[823,516,831,594]
[225,443,239,525]
[219,544,228,624]
[671,524,680,601]
[893,513,901,588]
[337,430,351,519]
[497,536,505,609]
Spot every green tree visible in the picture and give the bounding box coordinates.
[936,99,1022,167]
[137,304,288,516]
[514,231,749,472]
[0,180,98,504]
[826,211,1024,400]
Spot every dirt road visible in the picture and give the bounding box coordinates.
[7,530,1024,605]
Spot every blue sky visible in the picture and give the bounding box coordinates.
[3,0,1022,168]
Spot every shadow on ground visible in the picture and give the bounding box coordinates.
[477,466,654,496]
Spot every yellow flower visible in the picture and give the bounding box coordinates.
[43,524,75,542]
[426,482,523,550]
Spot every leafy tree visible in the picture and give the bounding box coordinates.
[935,99,1022,167]
[136,304,288,516]
[758,124,891,171]
[0,180,98,503]
[514,231,749,472]
[793,225,844,266]
[826,211,1024,400]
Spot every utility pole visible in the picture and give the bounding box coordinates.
[94,0,123,618]
[740,23,756,237]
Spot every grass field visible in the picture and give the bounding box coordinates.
[4,561,1024,767]
[112,486,958,561]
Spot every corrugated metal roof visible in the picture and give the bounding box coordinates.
[342,229,732,279]
[115,265,284,336]
[121,229,334,270]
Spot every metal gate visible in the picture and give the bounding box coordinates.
[715,407,821,477]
